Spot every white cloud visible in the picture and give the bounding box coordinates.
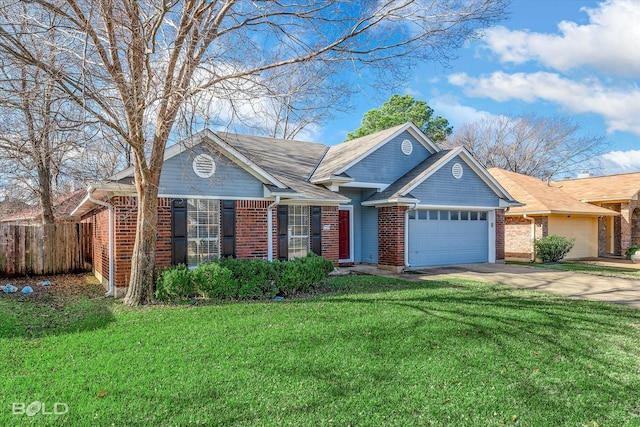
[448,71,640,135]
[428,95,497,128]
[483,0,640,77]
[598,150,640,173]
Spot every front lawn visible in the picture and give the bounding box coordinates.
[1,274,640,426]
[508,260,640,279]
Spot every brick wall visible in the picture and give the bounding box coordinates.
[82,196,172,288]
[85,198,340,286]
[321,206,339,263]
[504,216,533,260]
[495,209,505,261]
[236,200,270,259]
[621,199,640,253]
[378,206,407,270]
[504,215,548,260]
[632,205,640,247]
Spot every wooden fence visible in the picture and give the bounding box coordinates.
[0,223,92,276]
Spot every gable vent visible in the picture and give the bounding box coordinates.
[401,139,413,156]
[452,163,463,179]
[192,153,216,178]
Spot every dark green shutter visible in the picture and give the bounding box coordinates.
[277,205,288,261]
[171,199,188,265]
[221,200,236,258]
[311,206,322,256]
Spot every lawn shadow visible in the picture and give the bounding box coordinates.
[0,274,117,339]
[321,280,640,389]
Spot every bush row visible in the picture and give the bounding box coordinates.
[155,253,334,301]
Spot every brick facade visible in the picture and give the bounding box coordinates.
[321,206,339,263]
[235,200,271,259]
[621,199,640,253]
[378,206,407,271]
[495,209,505,261]
[504,215,548,261]
[82,196,172,288]
[85,198,341,288]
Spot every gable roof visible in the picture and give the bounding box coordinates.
[554,172,640,202]
[364,147,519,206]
[489,168,618,216]
[108,129,348,203]
[1,189,87,223]
[310,122,439,183]
[213,132,346,202]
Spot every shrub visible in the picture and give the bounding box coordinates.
[534,235,575,263]
[192,262,236,300]
[220,258,279,299]
[625,246,640,260]
[155,264,193,300]
[278,253,334,295]
[154,254,334,302]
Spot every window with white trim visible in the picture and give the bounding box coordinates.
[288,205,309,259]
[187,199,220,265]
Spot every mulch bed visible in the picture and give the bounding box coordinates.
[0,274,104,302]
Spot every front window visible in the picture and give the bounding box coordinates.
[288,205,309,259]
[187,199,220,265]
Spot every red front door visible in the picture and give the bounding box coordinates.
[339,209,350,260]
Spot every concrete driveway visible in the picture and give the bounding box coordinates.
[348,263,640,308]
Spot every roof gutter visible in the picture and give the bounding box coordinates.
[87,185,115,297]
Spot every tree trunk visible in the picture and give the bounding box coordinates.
[37,164,55,224]
[123,186,159,306]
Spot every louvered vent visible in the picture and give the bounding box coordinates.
[401,139,413,156]
[452,163,463,179]
[192,154,216,178]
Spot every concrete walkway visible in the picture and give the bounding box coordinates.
[347,263,640,309]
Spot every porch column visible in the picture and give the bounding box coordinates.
[378,205,408,272]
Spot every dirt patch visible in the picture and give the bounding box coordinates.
[0,274,104,302]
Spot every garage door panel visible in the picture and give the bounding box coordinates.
[409,210,488,267]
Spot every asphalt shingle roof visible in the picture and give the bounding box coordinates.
[554,172,640,202]
[489,168,618,216]
[213,132,348,202]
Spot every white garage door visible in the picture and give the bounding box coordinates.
[408,209,489,267]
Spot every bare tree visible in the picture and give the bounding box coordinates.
[444,114,605,180]
[0,0,509,305]
[0,33,85,224]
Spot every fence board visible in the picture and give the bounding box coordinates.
[0,223,92,277]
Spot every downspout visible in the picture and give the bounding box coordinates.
[523,213,536,262]
[267,196,281,262]
[88,186,115,297]
[404,202,419,270]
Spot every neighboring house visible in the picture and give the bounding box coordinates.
[72,123,519,293]
[0,189,86,225]
[489,168,618,261]
[554,172,640,257]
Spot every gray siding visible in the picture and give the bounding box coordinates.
[411,156,499,206]
[339,188,379,263]
[361,189,378,263]
[344,131,432,184]
[159,145,265,198]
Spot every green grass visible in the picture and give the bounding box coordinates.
[508,260,640,279]
[1,275,640,426]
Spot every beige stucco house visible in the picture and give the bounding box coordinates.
[489,168,618,261]
[555,172,640,257]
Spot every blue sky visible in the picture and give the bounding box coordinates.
[319,0,640,176]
